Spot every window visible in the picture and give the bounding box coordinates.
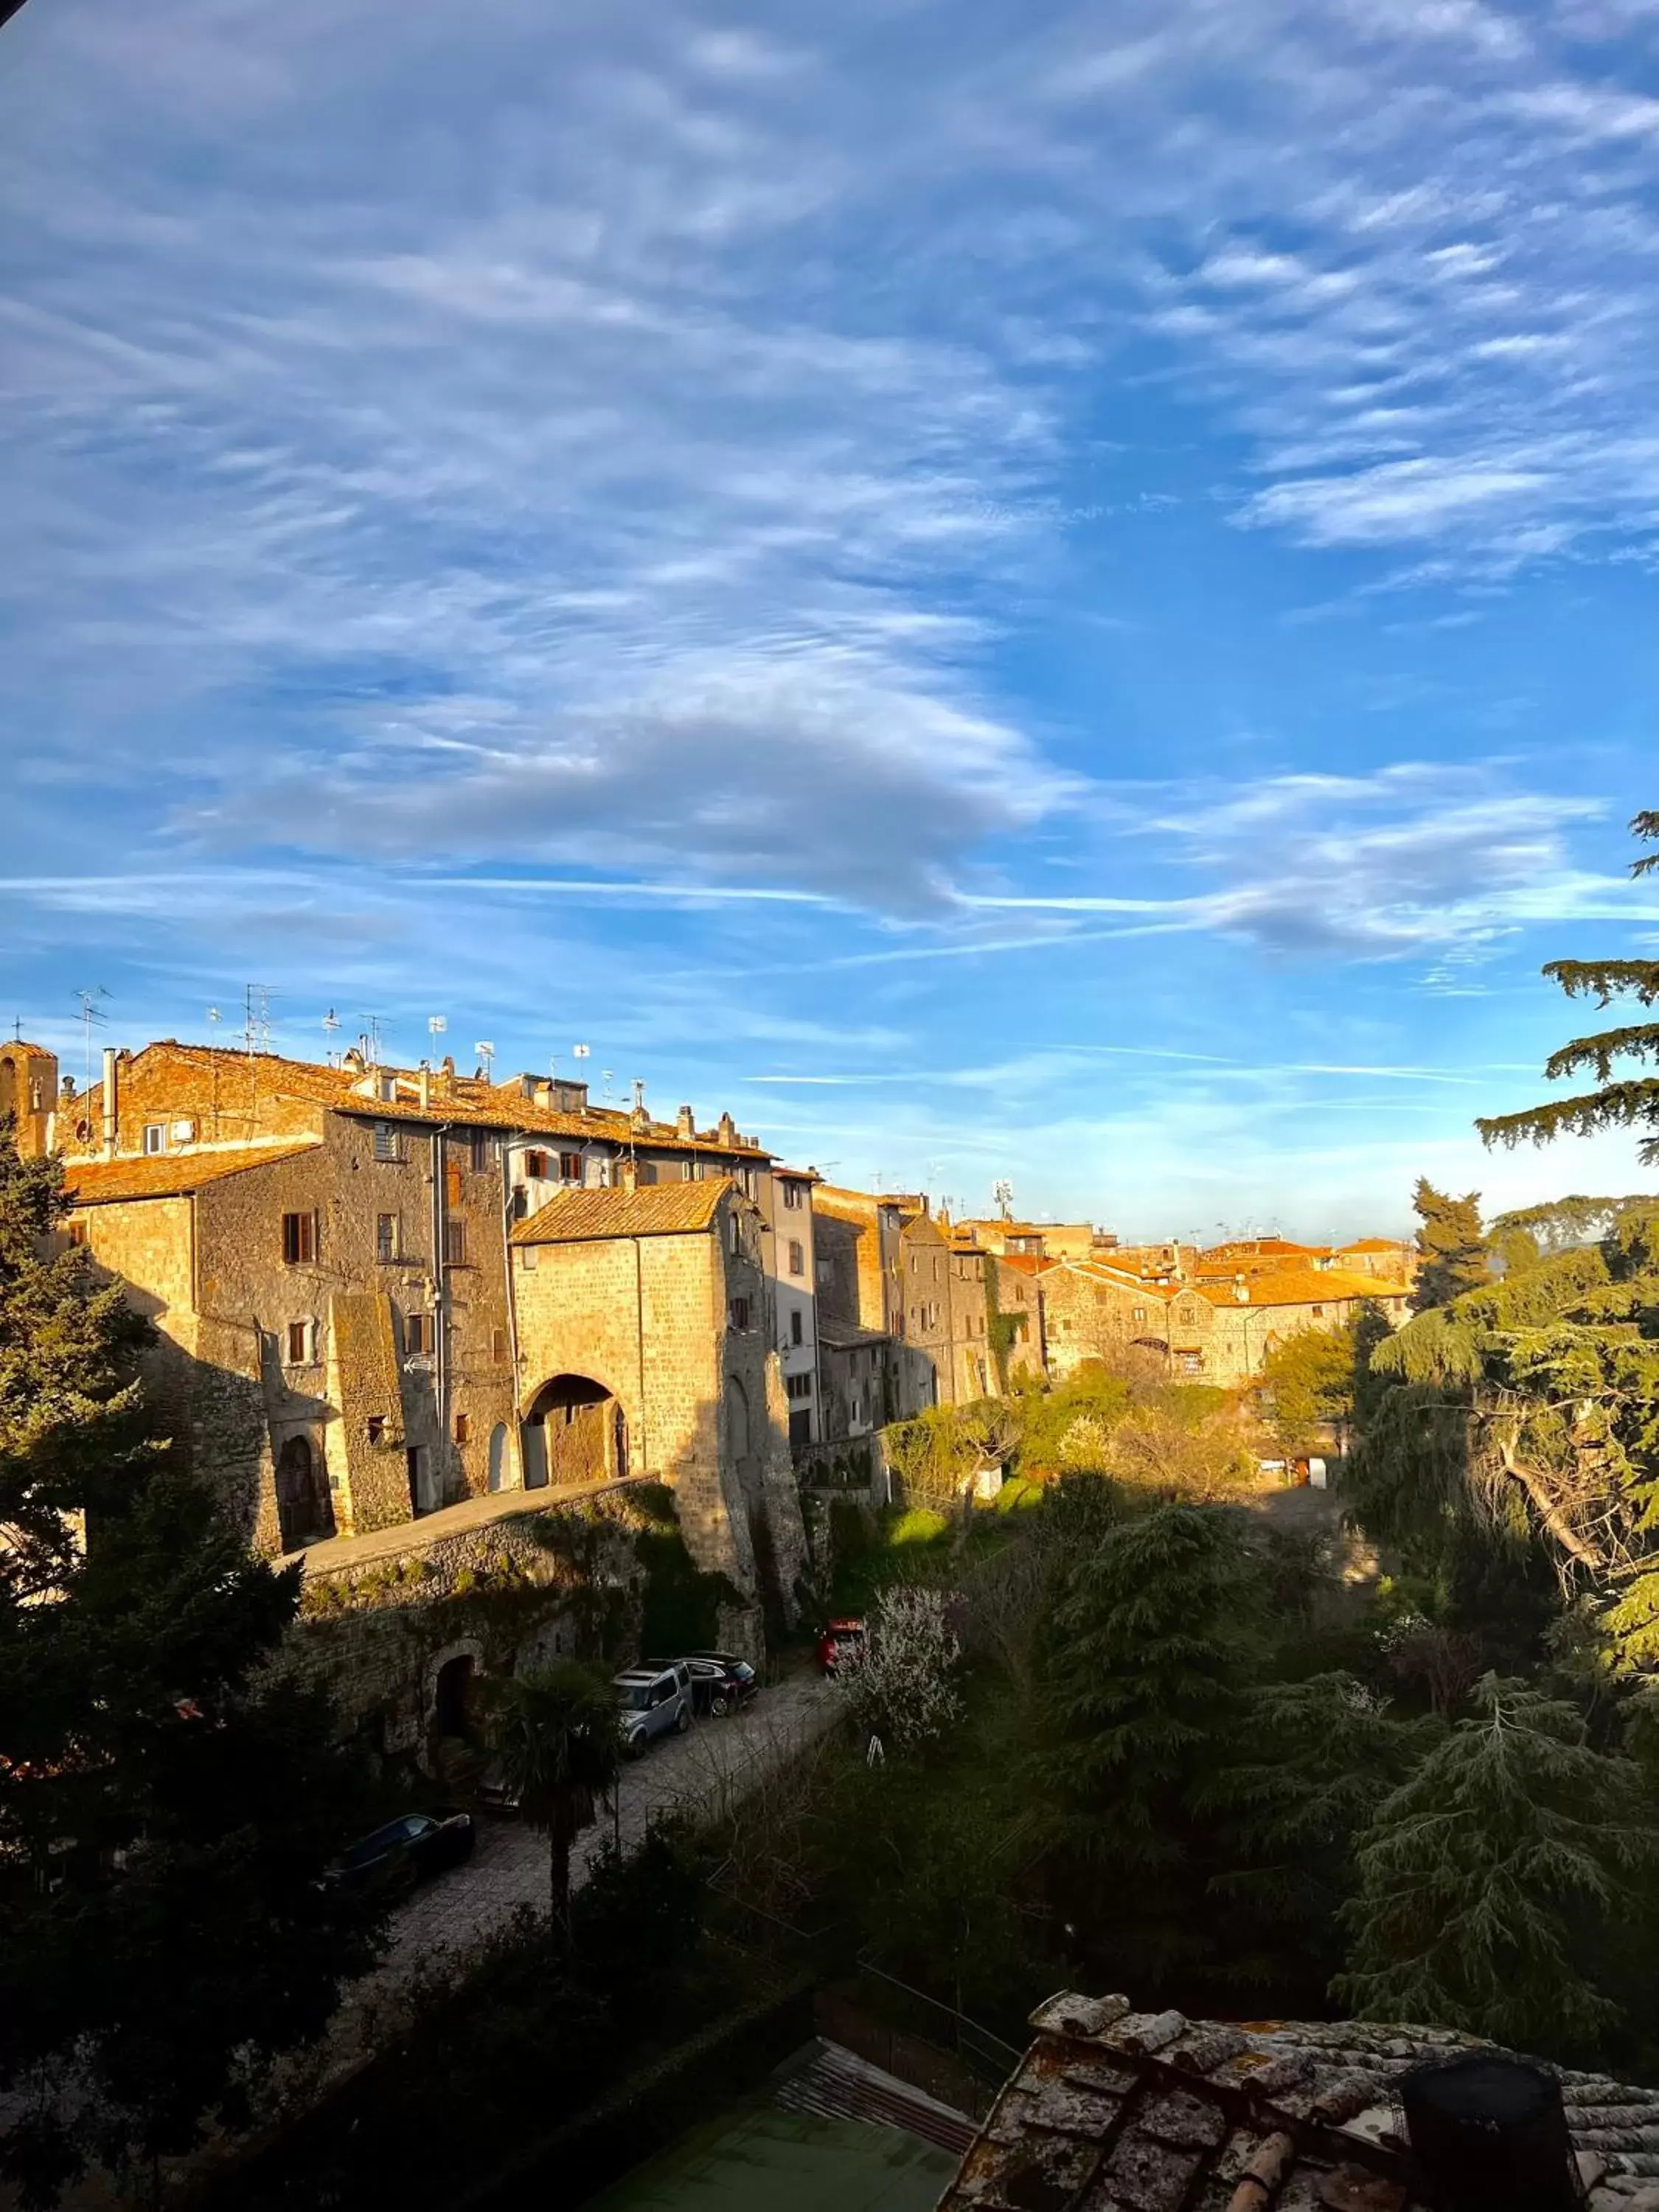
[142,1122,167,1155]
[815,1257,831,1285]
[728,1214,741,1256]
[491,1326,507,1363]
[378,1073,397,1102]
[782,1180,804,1210]
[1176,1351,1203,1377]
[786,1371,813,1400]
[469,1130,490,1172]
[366,1415,386,1444]
[282,1211,317,1265]
[1310,1304,1324,1318]
[909,1254,917,1276]
[519,1244,538,1271]
[788,1238,805,1277]
[284,1319,316,1366]
[443,1219,467,1266]
[524,1149,549,1180]
[455,1411,470,1446]
[67,1221,87,1248]
[1132,1304,1147,1324]
[375,1211,400,1263]
[560,1150,582,1183]
[790,1309,804,1347]
[406,1312,435,1356]
[372,1121,401,1163]
[728,1296,751,1332]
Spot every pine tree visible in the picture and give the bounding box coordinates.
[1335,1675,1654,2057]
[1032,1503,1266,1989]
[0,1129,385,2207]
[1478,810,1659,1162]
[1409,1178,1491,1312]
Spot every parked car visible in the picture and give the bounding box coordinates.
[324,1809,475,1896]
[613,1662,692,1756]
[645,1651,757,1719]
[817,1617,866,1674]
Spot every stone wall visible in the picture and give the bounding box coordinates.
[277,1492,648,1770]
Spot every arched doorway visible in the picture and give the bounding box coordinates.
[434,1652,477,1740]
[487,1422,511,1493]
[522,1374,623,1489]
[275,1433,333,1551]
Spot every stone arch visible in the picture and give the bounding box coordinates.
[521,1373,624,1489]
[487,1421,512,1493]
[424,1638,484,1740]
[274,1430,333,1551]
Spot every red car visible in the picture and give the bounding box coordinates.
[818,1617,866,1673]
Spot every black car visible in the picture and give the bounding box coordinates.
[324,1810,475,1895]
[644,1651,758,1718]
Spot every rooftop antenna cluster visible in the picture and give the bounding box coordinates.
[73,986,110,1096]
[993,1178,1014,1220]
[243,984,272,1057]
[474,1040,495,1079]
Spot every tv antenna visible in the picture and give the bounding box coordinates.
[571,1043,591,1061]
[473,1040,495,1079]
[242,984,272,1057]
[74,987,110,1096]
[630,1078,645,1113]
[601,1068,614,1101]
[428,1015,448,1039]
[993,1179,1014,1220]
[207,1004,222,1030]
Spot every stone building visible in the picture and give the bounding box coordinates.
[759,1164,821,1448]
[508,1176,806,1609]
[959,1217,1099,1263]
[24,1034,802,1605]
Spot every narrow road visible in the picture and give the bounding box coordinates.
[327,1666,842,2073]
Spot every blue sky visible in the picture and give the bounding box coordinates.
[5,0,1659,1239]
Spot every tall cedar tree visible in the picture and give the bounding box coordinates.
[0,1127,385,2209]
[1335,1675,1655,2058]
[1032,1503,1265,1994]
[1408,1178,1491,1312]
[1478,808,1659,1164]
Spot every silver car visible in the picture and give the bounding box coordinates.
[613,1661,692,1756]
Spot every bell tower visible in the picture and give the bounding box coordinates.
[0,1040,60,1159]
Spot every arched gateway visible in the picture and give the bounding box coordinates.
[520,1374,626,1490]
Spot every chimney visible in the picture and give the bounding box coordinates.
[1399,2053,1582,2212]
[717,1110,737,1147]
[676,1104,695,1140]
[617,1158,639,1192]
[101,1046,118,1158]
[438,1055,455,1094]
[418,1067,431,1110]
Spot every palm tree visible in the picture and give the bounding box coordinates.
[487,1662,621,1929]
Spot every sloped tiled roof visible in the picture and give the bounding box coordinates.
[64,1040,769,1159]
[509,1178,733,1245]
[64,1141,321,1206]
[1194,1266,1397,1309]
[936,1989,1659,2212]
[1340,1237,1410,1254]
[818,1317,890,1352]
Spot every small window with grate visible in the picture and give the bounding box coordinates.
[372,1122,401,1164]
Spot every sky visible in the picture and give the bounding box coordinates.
[4,0,1659,1240]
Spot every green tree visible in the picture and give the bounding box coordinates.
[1214,1674,1438,1999]
[0,1129,384,2209]
[1335,1675,1654,2056]
[1478,808,1659,1164]
[1032,1503,1266,1986]
[1255,1321,1361,1455]
[1409,1178,1491,1312]
[487,1662,621,1927]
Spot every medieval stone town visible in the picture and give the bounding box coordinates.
[0,1029,1410,1604]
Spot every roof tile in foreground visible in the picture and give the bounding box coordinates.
[934,1989,1659,2211]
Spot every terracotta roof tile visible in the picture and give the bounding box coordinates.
[509,1178,733,1244]
[1193,1266,1399,1308]
[66,1041,770,1159]
[64,1141,321,1206]
[936,1989,1659,2212]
